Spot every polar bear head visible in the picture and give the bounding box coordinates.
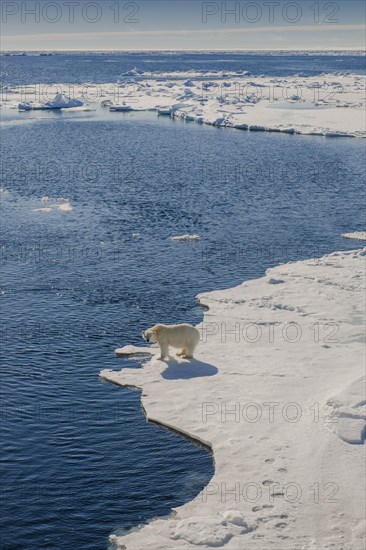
[141,328,157,343]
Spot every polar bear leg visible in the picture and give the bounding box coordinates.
[181,345,194,358]
[176,348,186,357]
[184,335,199,358]
[158,342,169,360]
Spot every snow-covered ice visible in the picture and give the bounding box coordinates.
[3,72,365,137]
[18,92,83,111]
[326,377,366,445]
[101,247,365,549]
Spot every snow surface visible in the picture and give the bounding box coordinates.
[101,248,365,550]
[3,73,365,137]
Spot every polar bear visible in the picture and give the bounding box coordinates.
[142,323,200,360]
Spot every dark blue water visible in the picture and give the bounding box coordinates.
[1,54,366,550]
[1,51,365,85]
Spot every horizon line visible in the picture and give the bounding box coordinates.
[2,47,365,52]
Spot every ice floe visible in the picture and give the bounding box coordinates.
[3,72,365,137]
[102,247,365,549]
[342,232,366,241]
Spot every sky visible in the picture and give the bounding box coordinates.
[1,0,365,51]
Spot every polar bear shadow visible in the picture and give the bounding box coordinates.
[161,358,218,380]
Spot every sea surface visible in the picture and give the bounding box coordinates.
[1,50,365,85]
[1,52,365,550]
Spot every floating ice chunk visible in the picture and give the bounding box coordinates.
[58,202,73,212]
[19,93,83,111]
[170,234,201,241]
[115,345,156,356]
[32,197,72,213]
[342,231,366,241]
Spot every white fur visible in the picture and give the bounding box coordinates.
[142,323,200,360]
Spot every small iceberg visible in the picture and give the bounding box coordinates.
[19,93,83,111]
[57,202,73,212]
[32,197,73,213]
[170,234,201,242]
[341,231,366,241]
